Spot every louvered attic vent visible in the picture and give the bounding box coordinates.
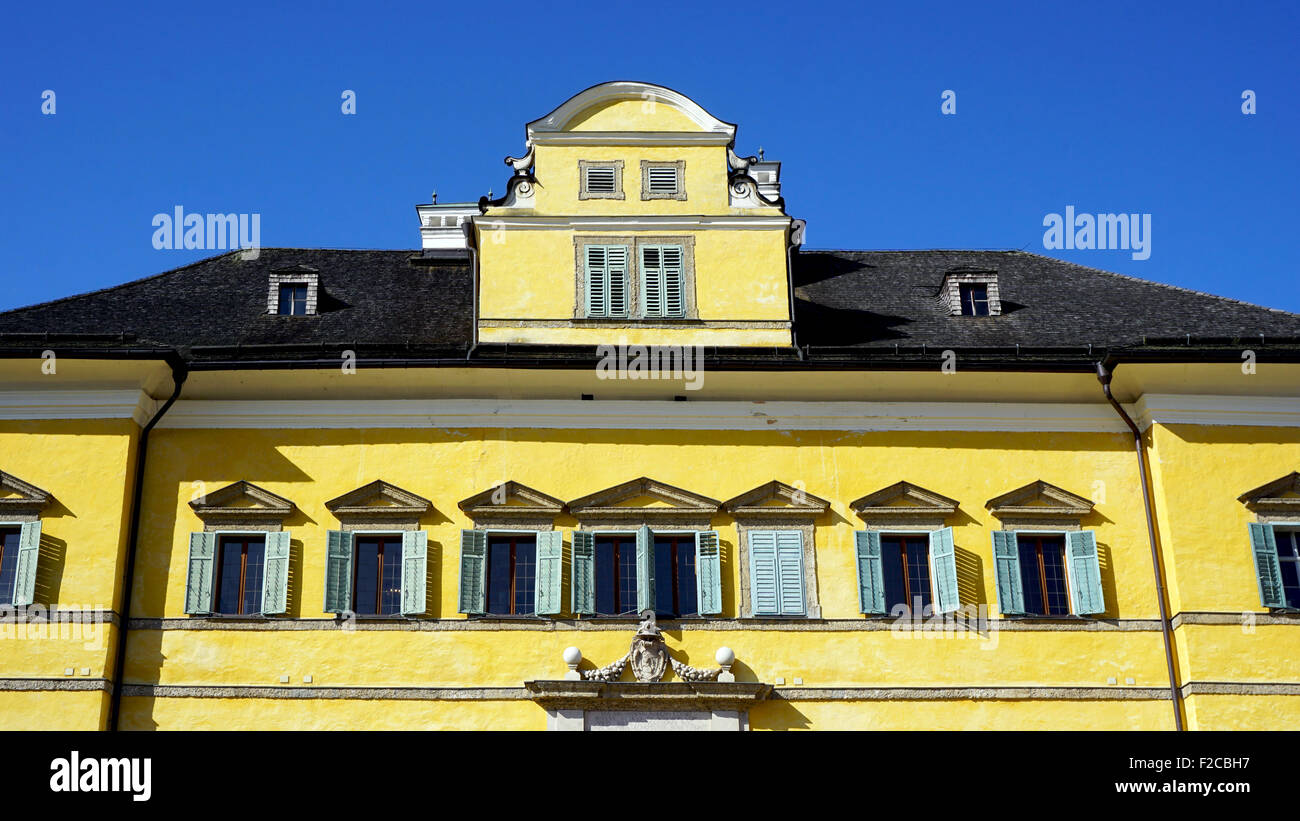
[585,167,616,193]
[647,166,679,194]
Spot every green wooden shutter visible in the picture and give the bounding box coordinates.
[662,246,684,317]
[585,245,607,317]
[323,530,354,614]
[261,531,291,615]
[854,530,886,615]
[1066,530,1105,615]
[1249,523,1286,608]
[400,530,428,616]
[12,521,42,606]
[572,531,595,615]
[184,532,217,615]
[749,530,779,616]
[635,525,655,613]
[607,246,628,317]
[534,531,564,616]
[991,530,1025,615]
[640,246,663,318]
[929,527,961,614]
[776,530,805,616]
[695,530,722,615]
[458,530,487,615]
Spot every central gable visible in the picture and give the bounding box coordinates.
[567,477,721,521]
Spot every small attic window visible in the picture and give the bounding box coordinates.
[941,269,1001,317]
[278,283,308,315]
[959,283,990,316]
[266,267,319,316]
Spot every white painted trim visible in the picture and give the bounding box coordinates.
[1133,394,1300,430]
[0,390,158,426]
[527,82,736,140]
[475,215,790,231]
[530,132,734,146]
[156,399,1132,432]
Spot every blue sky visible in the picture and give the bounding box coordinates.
[2,0,1297,314]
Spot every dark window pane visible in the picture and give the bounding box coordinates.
[677,539,698,617]
[381,539,403,615]
[906,538,932,613]
[1277,531,1300,608]
[487,537,513,615]
[1018,542,1046,616]
[960,283,990,316]
[242,538,265,615]
[1040,538,1070,615]
[654,539,675,616]
[514,538,536,615]
[0,528,21,607]
[594,537,617,616]
[880,536,906,612]
[278,283,308,316]
[618,540,638,615]
[216,538,245,615]
[354,538,380,615]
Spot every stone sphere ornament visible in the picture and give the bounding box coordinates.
[715,647,735,666]
[562,646,582,665]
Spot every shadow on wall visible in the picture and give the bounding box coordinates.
[748,698,812,730]
[35,532,67,606]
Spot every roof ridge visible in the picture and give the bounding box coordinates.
[1010,250,1300,320]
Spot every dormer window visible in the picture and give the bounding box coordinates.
[266,266,319,316]
[959,283,990,316]
[278,283,309,315]
[641,160,686,201]
[941,269,1001,316]
[578,160,624,200]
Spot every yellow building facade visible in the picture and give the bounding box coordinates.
[2,82,1299,730]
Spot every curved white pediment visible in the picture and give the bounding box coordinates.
[526,81,737,144]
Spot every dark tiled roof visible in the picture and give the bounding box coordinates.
[0,249,473,356]
[792,250,1300,349]
[2,248,1298,367]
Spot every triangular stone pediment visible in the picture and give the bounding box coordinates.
[327,480,431,518]
[850,481,958,518]
[1238,472,1300,512]
[459,481,565,520]
[723,481,830,517]
[567,477,720,518]
[0,471,52,516]
[190,481,295,521]
[985,481,1093,518]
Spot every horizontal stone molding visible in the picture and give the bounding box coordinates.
[1181,681,1300,697]
[1133,393,1300,430]
[0,608,119,626]
[0,678,111,693]
[127,616,1165,632]
[772,686,1171,701]
[1171,611,1300,628]
[121,684,530,701]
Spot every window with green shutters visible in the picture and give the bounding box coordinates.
[185,530,290,616]
[990,530,1104,616]
[584,245,629,318]
[0,522,41,607]
[457,530,561,617]
[639,245,685,318]
[854,528,960,616]
[322,530,427,617]
[572,527,721,617]
[748,529,805,617]
[1249,523,1300,609]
